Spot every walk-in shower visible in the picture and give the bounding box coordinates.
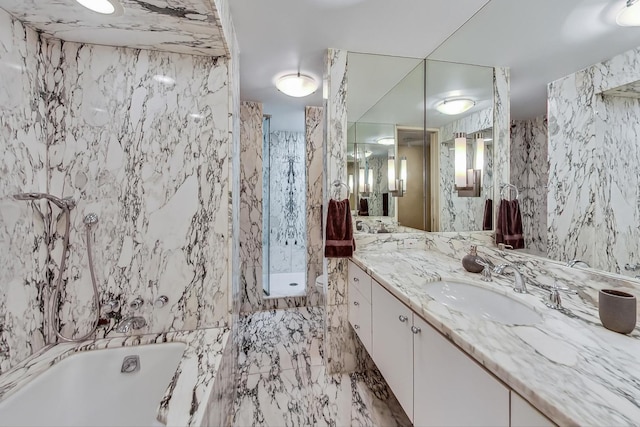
[262,116,307,298]
[13,193,100,342]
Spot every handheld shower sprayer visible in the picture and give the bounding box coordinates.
[13,192,76,210]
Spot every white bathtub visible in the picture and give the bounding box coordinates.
[0,342,186,427]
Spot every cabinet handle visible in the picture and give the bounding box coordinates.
[411,326,421,334]
[353,301,359,306]
[353,277,359,282]
[354,324,360,330]
[398,315,408,322]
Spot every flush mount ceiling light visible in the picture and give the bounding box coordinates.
[75,0,120,14]
[617,0,640,26]
[435,98,475,115]
[276,73,318,97]
[153,74,176,86]
[377,138,395,146]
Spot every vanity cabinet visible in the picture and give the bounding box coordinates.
[413,314,509,426]
[348,261,373,353]
[511,392,554,427]
[371,282,415,421]
[348,262,555,426]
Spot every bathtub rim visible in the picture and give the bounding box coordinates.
[0,327,230,427]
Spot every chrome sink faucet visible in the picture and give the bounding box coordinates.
[493,263,527,293]
[116,316,147,334]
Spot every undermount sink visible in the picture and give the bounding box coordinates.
[423,281,543,325]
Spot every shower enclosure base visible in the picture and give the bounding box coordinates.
[265,271,306,298]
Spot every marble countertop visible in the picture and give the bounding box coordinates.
[351,249,640,426]
[0,327,230,426]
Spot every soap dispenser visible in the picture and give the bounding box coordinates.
[462,245,484,273]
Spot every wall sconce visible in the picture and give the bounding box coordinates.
[358,166,372,195]
[348,174,353,194]
[454,132,481,197]
[388,149,407,197]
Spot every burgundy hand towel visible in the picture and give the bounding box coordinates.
[495,199,524,249]
[482,198,493,230]
[325,198,356,258]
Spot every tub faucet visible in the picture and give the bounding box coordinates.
[493,263,527,293]
[116,316,147,334]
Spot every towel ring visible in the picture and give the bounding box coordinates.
[331,180,350,199]
[500,183,519,200]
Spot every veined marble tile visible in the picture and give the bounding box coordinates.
[268,131,306,274]
[237,307,324,377]
[233,307,410,427]
[0,9,49,373]
[240,101,263,269]
[511,117,548,253]
[43,39,230,338]
[0,0,228,57]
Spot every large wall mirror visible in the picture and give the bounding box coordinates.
[347,52,495,232]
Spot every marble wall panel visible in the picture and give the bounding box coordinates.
[324,48,359,374]
[439,107,494,232]
[268,131,306,275]
[0,0,228,57]
[306,106,325,308]
[511,116,548,253]
[0,9,49,373]
[366,156,393,217]
[547,69,599,267]
[239,101,263,307]
[44,39,230,338]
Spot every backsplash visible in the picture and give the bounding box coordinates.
[0,6,234,372]
[548,46,640,275]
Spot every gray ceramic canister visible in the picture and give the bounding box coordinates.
[599,289,637,334]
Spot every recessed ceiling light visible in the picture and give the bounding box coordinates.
[276,73,318,98]
[617,0,640,26]
[377,138,395,146]
[75,0,119,14]
[435,98,475,115]
[153,74,176,86]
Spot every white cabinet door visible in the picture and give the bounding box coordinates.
[413,315,509,427]
[372,283,414,422]
[348,260,372,302]
[348,284,372,353]
[511,392,555,427]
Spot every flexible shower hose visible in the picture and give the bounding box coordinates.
[50,207,100,342]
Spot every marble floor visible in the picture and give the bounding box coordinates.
[232,307,411,427]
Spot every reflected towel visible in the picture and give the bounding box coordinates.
[495,199,524,249]
[325,198,356,258]
[482,198,493,230]
[358,198,369,216]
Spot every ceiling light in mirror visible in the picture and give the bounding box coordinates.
[276,73,318,97]
[436,98,475,115]
[153,74,176,86]
[617,0,640,26]
[75,0,118,14]
[377,138,395,146]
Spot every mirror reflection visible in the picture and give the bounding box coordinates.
[347,52,495,233]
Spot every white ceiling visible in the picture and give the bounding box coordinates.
[230,0,640,129]
[229,0,491,131]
